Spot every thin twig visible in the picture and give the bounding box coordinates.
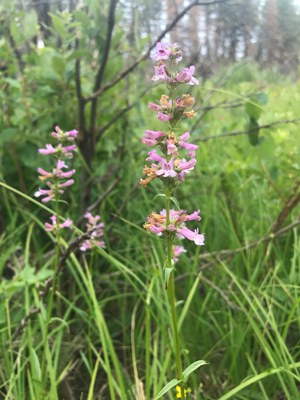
[199,217,300,263]
[77,177,121,224]
[95,86,153,141]
[271,183,300,233]
[197,118,300,142]
[86,0,228,101]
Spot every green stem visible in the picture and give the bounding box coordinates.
[165,189,186,399]
[41,204,61,385]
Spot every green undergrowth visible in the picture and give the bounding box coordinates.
[0,68,300,399]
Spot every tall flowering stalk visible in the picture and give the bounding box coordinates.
[35,125,78,277]
[35,126,77,375]
[35,126,105,383]
[141,43,205,398]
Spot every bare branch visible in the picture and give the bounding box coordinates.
[86,0,228,102]
[198,217,300,264]
[89,0,118,134]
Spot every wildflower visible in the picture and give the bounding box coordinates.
[176,66,199,85]
[39,143,77,159]
[177,158,197,174]
[146,150,164,162]
[152,64,171,82]
[51,125,78,141]
[44,215,73,232]
[144,209,204,246]
[151,42,172,61]
[151,42,182,63]
[177,226,205,246]
[183,110,196,119]
[176,385,189,399]
[37,160,75,181]
[34,187,56,203]
[39,144,56,155]
[156,158,177,178]
[80,212,105,251]
[178,137,199,157]
[181,94,195,108]
[157,111,173,122]
[148,102,162,111]
[142,130,165,146]
[173,245,186,263]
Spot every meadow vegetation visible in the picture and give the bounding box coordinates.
[0,1,300,399]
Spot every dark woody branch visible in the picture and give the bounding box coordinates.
[86,0,228,102]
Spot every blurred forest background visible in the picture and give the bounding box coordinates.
[1,0,300,399]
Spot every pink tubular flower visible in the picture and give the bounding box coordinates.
[173,245,186,263]
[142,130,165,146]
[157,112,172,122]
[188,210,201,221]
[142,138,157,146]
[62,144,77,158]
[156,158,177,178]
[178,158,197,174]
[146,150,164,162]
[152,65,171,82]
[179,132,190,141]
[148,102,162,111]
[177,227,204,246]
[52,126,78,141]
[178,140,199,157]
[38,143,77,159]
[151,42,172,61]
[166,139,177,156]
[34,188,55,203]
[58,179,75,187]
[44,215,73,232]
[151,42,182,63]
[39,144,56,155]
[176,66,199,85]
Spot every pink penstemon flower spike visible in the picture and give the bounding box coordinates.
[140,42,205,398]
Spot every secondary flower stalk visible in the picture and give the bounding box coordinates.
[35,125,78,229]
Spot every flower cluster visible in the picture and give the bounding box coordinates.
[45,215,73,232]
[151,43,198,85]
[140,43,199,189]
[142,42,205,257]
[144,209,204,246]
[35,126,77,203]
[80,213,105,252]
[35,126,78,230]
[148,94,196,123]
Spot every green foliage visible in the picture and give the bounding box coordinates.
[1,1,300,399]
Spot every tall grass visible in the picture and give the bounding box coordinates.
[1,75,300,399]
